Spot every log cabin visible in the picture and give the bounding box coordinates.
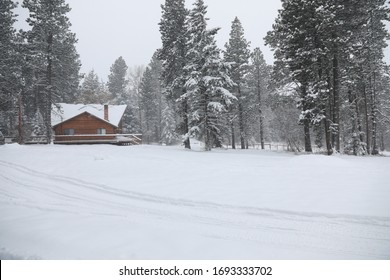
[51,103,141,145]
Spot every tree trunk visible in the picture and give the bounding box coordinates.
[238,101,245,149]
[18,94,23,144]
[324,118,332,155]
[259,115,265,150]
[362,83,371,154]
[256,67,265,150]
[158,85,163,143]
[146,120,150,145]
[380,130,385,152]
[231,119,235,149]
[348,88,359,155]
[182,97,191,149]
[322,71,333,155]
[352,89,365,155]
[301,84,312,153]
[237,86,245,149]
[370,74,379,155]
[304,119,312,153]
[368,10,380,155]
[138,98,143,134]
[203,91,211,151]
[332,52,340,152]
[355,98,364,144]
[45,32,53,144]
[326,73,334,152]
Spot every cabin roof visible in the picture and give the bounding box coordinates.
[51,103,127,127]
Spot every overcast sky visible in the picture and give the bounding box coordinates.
[14,0,390,82]
[15,0,282,80]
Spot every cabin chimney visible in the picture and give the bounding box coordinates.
[104,104,109,121]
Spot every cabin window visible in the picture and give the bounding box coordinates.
[64,128,75,135]
[97,128,106,135]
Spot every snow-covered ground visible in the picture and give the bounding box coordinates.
[1,144,389,259]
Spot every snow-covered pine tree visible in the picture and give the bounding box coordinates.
[140,67,156,144]
[266,0,389,155]
[78,70,102,104]
[108,56,128,105]
[22,0,81,143]
[315,0,389,155]
[148,52,164,143]
[0,0,20,137]
[161,96,178,145]
[158,0,191,149]
[30,108,46,138]
[223,17,251,149]
[376,71,390,151]
[307,0,336,155]
[248,47,270,149]
[185,0,235,151]
[357,0,389,155]
[54,32,81,103]
[126,65,145,134]
[139,53,164,145]
[342,0,372,155]
[265,0,325,153]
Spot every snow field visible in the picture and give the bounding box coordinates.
[0,144,389,259]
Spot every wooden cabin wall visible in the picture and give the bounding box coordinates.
[54,113,117,141]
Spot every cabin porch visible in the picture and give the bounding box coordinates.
[53,134,142,145]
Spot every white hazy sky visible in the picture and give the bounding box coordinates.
[14,0,390,81]
[14,0,282,80]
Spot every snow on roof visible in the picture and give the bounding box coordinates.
[51,103,127,127]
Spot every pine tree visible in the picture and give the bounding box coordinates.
[185,0,235,151]
[30,108,46,138]
[127,65,145,134]
[54,32,81,103]
[266,0,329,153]
[22,0,81,143]
[359,0,389,155]
[140,67,155,144]
[159,0,191,149]
[139,53,164,145]
[0,0,20,137]
[248,47,270,149]
[148,52,164,142]
[376,70,390,151]
[161,96,178,145]
[224,17,251,149]
[78,70,102,104]
[107,56,128,104]
[266,0,389,155]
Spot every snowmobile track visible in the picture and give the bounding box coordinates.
[1,159,390,259]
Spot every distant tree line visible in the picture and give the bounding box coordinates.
[1,0,389,154]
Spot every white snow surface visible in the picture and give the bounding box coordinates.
[51,103,127,127]
[0,144,390,260]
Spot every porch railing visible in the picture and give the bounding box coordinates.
[53,134,142,145]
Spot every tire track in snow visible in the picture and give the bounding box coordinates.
[1,160,388,225]
[1,160,390,259]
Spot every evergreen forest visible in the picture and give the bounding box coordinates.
[1,0,389,155]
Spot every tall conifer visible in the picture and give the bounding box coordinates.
[224,17,251,149]
[159,0,191,149]
[185,0,235,151]
[23,0,81,143]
